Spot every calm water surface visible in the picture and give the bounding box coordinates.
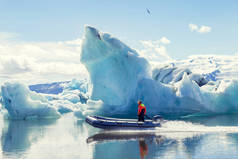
[1,114,238,159]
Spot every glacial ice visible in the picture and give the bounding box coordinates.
[79,26,238,116]
[152,65,208,86]
[0,79,100,119]
[1,82,60,119]
[1,26,238,120]
[80,26,149,106]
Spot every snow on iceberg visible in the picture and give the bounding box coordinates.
[80,26,149,106]
[152,64,208,86]
[1,82,60,119]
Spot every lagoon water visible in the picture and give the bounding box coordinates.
[1,113,238,159]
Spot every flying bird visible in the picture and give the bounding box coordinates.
[146,8,151,15]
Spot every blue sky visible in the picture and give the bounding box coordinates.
[0,0,237,59]
[0,0,238,84]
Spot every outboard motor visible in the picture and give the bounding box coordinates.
[152,115,163,122]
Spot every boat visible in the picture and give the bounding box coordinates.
[85,115,163,129]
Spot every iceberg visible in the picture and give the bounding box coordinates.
[0,78,103,120]
[79,26,208,115]
[80,26,149,106]
[202,80,238,113]
[152,64,208,86]
[1,82,60,119]
[1,26,238,119]
[79,26,238,116]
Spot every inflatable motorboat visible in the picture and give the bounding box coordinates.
[85,115,163,129]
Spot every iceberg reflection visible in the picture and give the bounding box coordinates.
[1,119,56,158]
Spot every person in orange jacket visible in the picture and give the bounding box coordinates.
[138,100,146,122]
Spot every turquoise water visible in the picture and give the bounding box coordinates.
[1,114,238,159]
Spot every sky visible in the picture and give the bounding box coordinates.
[0,0,237,84]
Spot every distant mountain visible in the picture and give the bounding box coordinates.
[29,81,69,94]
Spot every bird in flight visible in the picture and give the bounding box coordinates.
[146,8,151,15]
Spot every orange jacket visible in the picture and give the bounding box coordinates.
[138,104,146,115]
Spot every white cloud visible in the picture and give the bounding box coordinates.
[198,25,211,33]
[189,24,198,32]
[0,32,18,40]
[189,23,212,34]
[0,36,87,85]
[140,40,155,48]
[154,45,171,59]
[0,55,33,74]
[160,37,170,44]
[139,38,172,62]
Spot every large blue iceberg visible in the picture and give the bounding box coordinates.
[80,26,149,106]
[80,26,238,116]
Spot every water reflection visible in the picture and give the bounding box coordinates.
[87,130,205,159]
[1,119,56,158]
[1,114,238,159]
[88,128,238,159]
[0,114,95,159]
[138,139,148,159]
[87,131,164,144]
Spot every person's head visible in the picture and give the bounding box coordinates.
[138,100,142,105]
